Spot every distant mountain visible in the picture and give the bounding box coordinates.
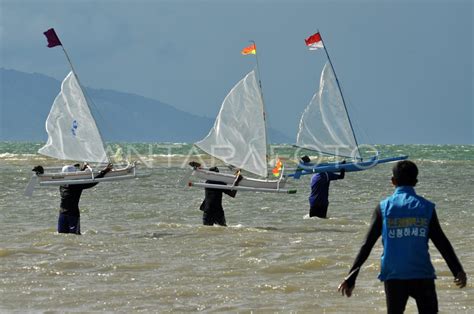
[0,68,291,143]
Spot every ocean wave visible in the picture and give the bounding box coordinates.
[0,153,38,158]
[148,153,208,158]
[1,143,473,161]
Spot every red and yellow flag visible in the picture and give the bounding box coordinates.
[272,158,283,177]
[241,43,256,55]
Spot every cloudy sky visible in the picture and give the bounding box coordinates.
[1,0,472,144]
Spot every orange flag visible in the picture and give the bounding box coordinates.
[272,158,283,177]
[241,43,256,55]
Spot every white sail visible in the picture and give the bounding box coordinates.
[196,70,268,177]
[38,71,108,163]
[296,62,361,159]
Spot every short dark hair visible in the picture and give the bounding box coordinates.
[392,160,418,186]
[301,155,311,163]
[209,166,219,173]
[32,165,44,174]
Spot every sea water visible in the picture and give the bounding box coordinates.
[0,143,472,312]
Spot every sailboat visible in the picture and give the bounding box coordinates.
[290,32,407,179]
[25,28,136,195]
[188,42,296,194]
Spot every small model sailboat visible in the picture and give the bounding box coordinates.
[188,42,295,194]
[25,28,136,196]
[291,32,407,179]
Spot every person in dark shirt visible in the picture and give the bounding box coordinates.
[302,156,345,218]
[199,166,241,226]
[58,163,112,234]
[338,160,467,313]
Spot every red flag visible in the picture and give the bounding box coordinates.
[305,32,324,50]
[43,28,62,48]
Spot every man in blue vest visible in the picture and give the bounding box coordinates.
[338,160,466,313]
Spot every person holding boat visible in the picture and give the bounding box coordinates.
[302,156,345,218]
[338,160,467,313]
[198,166,242,226]
[57,163,113,234]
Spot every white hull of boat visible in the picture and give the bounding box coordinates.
[37,164,136,186]
[189,168,296,194]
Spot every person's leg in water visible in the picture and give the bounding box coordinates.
[202,211,216,226]
[214,210,227,226]
[58,213,81,234]
[410,279,438,314]
[202,208,227,226]
[309,203,329,218]
[384,280,410,314]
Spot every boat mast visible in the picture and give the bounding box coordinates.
[250,40,270,176]
[318,31,362,160]
[57,42,111,163]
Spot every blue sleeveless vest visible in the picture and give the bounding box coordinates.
[378,186,436,281]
